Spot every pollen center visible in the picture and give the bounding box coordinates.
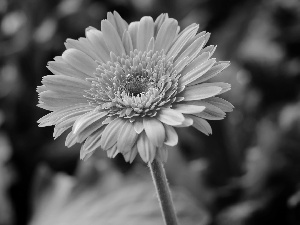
[85,49,180,118]
[123,71,154,96]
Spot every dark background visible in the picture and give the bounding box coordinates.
[1,0,300,224]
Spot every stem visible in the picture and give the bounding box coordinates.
[149,158,179,225]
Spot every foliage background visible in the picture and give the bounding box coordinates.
[0,0,300,224]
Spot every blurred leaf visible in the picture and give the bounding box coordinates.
[29,161,209,225]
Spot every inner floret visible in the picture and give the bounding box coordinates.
[121,70,154,96]
[85,49,180,118]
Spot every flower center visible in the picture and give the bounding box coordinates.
[123,71,153,96]
[85,49,180,118]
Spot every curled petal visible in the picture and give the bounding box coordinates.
[157,108,185,126]
[188,115,212,135]
[164,125,178,146]
[117,121,138,153]
[143,117,165,147]
[137,132,157,163]
[180,85,222,101]
[100,118,126,149]
[62,49,97,77]
[173,104,205,114]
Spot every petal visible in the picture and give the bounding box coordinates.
[47,59,87,80]
[65,130,78,147]
[80,127,105,159]
[147,37,154,52]
[179,58,216,86]
[53,126,71,139]
[101,20,125,56]
[62,49,97,77]
[194,111,225,120]
[137,16,154,52]
[85,27,111,62]
[167,23,198,59]
[154,18,178,52]
[73,110,108,135]
[133,119,144,134]
[204,97,234,112]
[42,75,90,93]
[189,61,230,85]
[173,56,190,74]
[122,31,133,55]
[100,118,126,150]
[180,52,210,77]
[39,90,87,108]
[123,144,138,163]
[180,85,222,101]
[174,33,210,65]
[154,13,169,37]
[174,116,194,127]
[128,22,139,50]
[188,100,226,120]
[113,11,129,38]
[65,38,99,61]
[143,117,165,147]
[190,82,231,94]
[54,109,92,129]
[106,144,119,158]
[157,108,185,126]
[137,132,157,163]
[117,121,138,154]
[172,104,205,114]
[164,124,178,146]
[189,115,212,135]
[38,103,92,125]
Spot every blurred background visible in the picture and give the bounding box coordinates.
[1,0,300,224]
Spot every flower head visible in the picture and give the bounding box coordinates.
[37,12,233,163]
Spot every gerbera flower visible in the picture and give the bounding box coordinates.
[37,11,233,163]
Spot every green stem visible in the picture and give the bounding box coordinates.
[149,158,179,225]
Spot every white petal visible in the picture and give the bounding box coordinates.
[137,16,154,52]
[173,104,205,114]
[42,75,90,93]
[157,108,185,126]
[189,115,212,135]
[101,20,125,56]
[85,27,110,62]
[189,61,230,85]
[128,22,139,50]
[122,31,133,55]
[117,121,138,153]
[154,13,169,37]
[47,59,87,80]
[143,117,165,147]
[100,118,126,150]
[204,97,234,112]
[154,18,178,52]
[179,58,216,86]
[180,52,210,76]
[133,119,144,134]
[174,33,209,65]
[80,127,104,159]
[73,110,107,135]
[174,116,194,127]
[167,23,198,59]
[62,49,97,77]
[180,85,222,101]
[164,125,178,146]
[137,132,156,163]
[65,38,99,61]
[113,11,129,38]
